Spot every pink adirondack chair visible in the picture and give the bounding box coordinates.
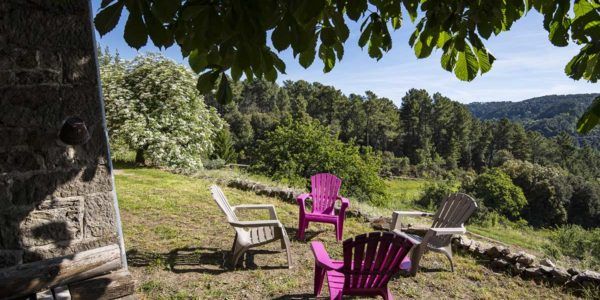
[297,173,349,241]
[310,232,414,300]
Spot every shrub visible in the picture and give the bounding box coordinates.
[252,119,387,203]
[545,225,600,269]
[211,128,238,163]
[465,168,527,220]
[204,158,226,170]
[416,181,459,210]
[500,160,572,227]
[380,152,410,177]
[568,176,600,228]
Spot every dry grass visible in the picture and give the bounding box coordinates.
[115,168,578,299]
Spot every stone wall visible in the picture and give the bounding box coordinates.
[0,0,119,270]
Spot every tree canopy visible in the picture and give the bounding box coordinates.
[94,0,600,131]
[99,50,224,170]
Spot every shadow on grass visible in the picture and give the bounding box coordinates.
[127,246,289,274]
[285,227,327,242]
[271,293,325,299]
[112,159,143,170]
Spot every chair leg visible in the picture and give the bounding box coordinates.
[297,219,308,241]
[314,264,326,296]
[335,219,343,241]
[281,230,293,268]
[382,287,394,300]
[442,246,454,272]
[232,242,248,268]
[409,244,426,276]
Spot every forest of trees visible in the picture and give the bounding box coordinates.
[207,78,600,181]
[468,94,600,147]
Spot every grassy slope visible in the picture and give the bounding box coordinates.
[115,168,574,299]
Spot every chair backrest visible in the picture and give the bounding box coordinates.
[210,185,239,222]
[430,193,477,247]
[341,232,412,290]
[310,173,342,214]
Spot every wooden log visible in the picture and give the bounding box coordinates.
[68,269,134,300]
[0,244,121,299]
[35,290,54,300]
[53,286,71,300]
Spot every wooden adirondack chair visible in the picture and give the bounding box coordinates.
[210,185,292,268]
[390,193,477,275]
[310,231,413,300]
[297,173,349,241]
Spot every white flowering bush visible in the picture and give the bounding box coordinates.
[100,51,224,170]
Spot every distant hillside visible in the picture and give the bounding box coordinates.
[467,93,600,147]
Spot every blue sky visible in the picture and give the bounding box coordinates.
[91,1,598,105]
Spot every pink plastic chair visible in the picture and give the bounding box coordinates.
[297,173,349,241]
[310,232,414,300]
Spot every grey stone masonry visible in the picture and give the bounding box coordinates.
[0,0,119,268]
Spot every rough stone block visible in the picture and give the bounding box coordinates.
[4,8,92,50]
[19,200,83,247]
[550,267,571,284]
[0,127,25,148]
[0,71,13,86]
[540,258,556,268]
[22,235,118,263]
[62,51,95,84]
[13,48,37,69]
[0,85,62,127]
[516,251,536,267]
[15,70,61,85]
[0,149,44,173]
[0,249,23,268]
[38,50,61,71]
[84,192,117,238]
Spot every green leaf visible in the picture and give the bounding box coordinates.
[152,0,180,22]
[94,1,125,36]
[414,38,433,58]
[144,9,173,47]
[319,45,335,72]
[549,18,570,47]
[272,54,287,74]
[299,48,316,68]
[577,96,600,134]
[391,16,402,30]
[441,48,457,71]
[230,63,242,81]
[454,44,479,81]
[124,11,147,49]
[216,73,233,104]
[320,27,337,47]
[188,50,208,73]
[347,0,367,21]
[402,0,418,22]
[294,0,326,24]
[333,42,344,60]
[272,23,291,51]
[358,24,372,48]
[196,70,220,94]
[264,66,277,81]
[331,12,350,41]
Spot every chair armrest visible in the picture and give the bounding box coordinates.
[310,241,341,271]
[429,227,466,236]
[297,193,311,213]
[233,204,278,220]
[391,210,434,231]
[393,211,434,217]
[229,220,282,228]
[336,196,350,208]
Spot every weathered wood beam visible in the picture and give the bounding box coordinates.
[68,269,134,300]
[0,244,121,299]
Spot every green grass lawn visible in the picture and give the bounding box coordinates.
[115,167,575,299]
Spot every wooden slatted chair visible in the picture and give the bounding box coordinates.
[310,231,413,300]
[210,185,292,268]
[390,193,477,275]
[297,173,349,241]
